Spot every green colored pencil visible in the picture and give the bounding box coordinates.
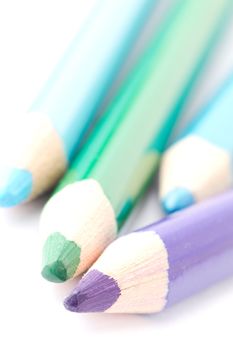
[40,0,231,283]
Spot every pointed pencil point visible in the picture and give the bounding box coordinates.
[161,187,195,213]
[41,261,67,283]
[0,167,32,207]
[42,232,81,283]
[64,269,120,312]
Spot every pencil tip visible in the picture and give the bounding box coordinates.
[42,232,81,283]
[64,269,120,312]
[161,187,195,213]
[0,167,32,207]
[64,293,79,310]
[41,261,67,283]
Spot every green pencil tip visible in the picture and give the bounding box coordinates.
[41,232,81,283]
[41,261,67,283]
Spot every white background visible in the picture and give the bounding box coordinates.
[0,1,233,349]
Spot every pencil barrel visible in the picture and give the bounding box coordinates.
[144,191,233,307]
[57,0,232,220]
[30,0,156,160]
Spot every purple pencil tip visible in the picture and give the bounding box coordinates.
[64,269,121,313]
[64,293,80,311]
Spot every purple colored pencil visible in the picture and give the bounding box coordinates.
[64,190,233,313]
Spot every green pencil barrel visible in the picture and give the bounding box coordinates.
[57,0,231,222]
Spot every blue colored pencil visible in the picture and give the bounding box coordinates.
[160,75,233,213]
[0,0,156,207]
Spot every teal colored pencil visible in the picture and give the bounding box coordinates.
[0,0,155,207]
[40,0,232,283]
[160,75,233,214]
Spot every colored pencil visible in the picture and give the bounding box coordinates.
[64,190,233,314]
[40,0,231,283]
[0,0,156,207]
[160,75,233,214]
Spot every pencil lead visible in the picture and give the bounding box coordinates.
[0,167,32,207]
[41,232,81,282]
[41,261,67,283]
[161,187,195,213]
[64,270,120,312]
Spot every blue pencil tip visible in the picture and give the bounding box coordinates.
[161,187,195,214]
[0,167,33,207]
